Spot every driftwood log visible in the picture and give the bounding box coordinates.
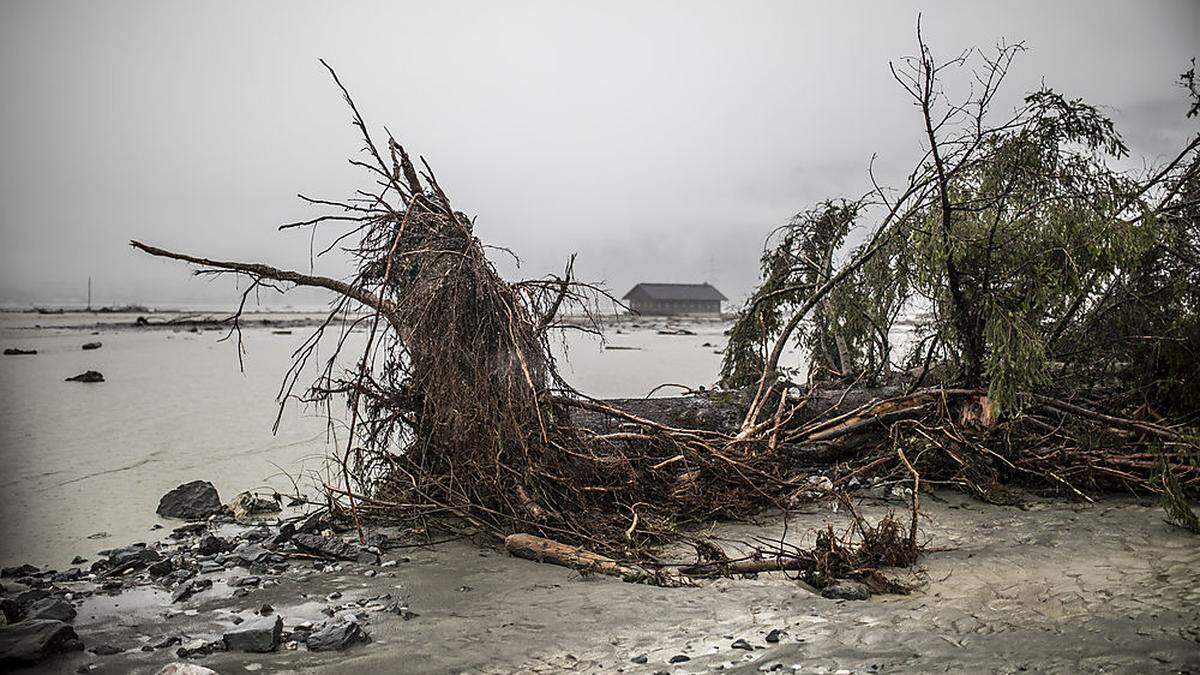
[504,533,654,582]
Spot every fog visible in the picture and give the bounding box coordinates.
[1,0,1196,307]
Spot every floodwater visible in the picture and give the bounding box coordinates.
[0,311,750,567]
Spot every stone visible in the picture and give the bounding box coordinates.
[223,615,282,653]
[0,598,19,624]
[0,620,84,667]
[70,556,88,565]
[106,545,163,569]
[175,639,215,658]
[89,643,122,655]
[148,559,175,577]
[231,543,276,565]
[631,654,648,664]
[170,578,212,604]
[156,481,222,520]
[52,569,84,583]
[81,342,102,350]
[271,523,296,545]
[765,628,783,643]
[3,348,37,356]
[170,522,207,539]
[157,664,219,675]
[291,534,361,561]
[65,371,105,383]
[1,564,39,577]
[15,589,51,605]
[821,579,871,601]
[669,654,691,663]
[196,534,230,556]
[305,620,371,652]
[151,635,182,649]
[731,638,753,651]
[25,598,76,623]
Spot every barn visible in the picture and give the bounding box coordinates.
[622,283,727,316]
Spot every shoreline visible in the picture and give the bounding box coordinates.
[2,490,1197,673]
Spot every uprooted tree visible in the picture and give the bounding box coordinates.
[133,30,1200,587]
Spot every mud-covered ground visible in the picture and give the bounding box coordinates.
[13,491,1198,674]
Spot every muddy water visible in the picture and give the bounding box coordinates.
[0,311,758,567]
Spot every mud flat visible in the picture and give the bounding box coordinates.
[5,491,1197,674]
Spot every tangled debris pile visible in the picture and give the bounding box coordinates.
[129,31,1199,595]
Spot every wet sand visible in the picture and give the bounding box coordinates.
[24,491,1200,674]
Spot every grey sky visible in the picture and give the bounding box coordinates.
[1,1,1196,307]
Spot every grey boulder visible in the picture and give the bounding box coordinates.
[157,481,222,520]
[0,619,84,667]
[223,614,282,653]
[306,619,370,652]
[24,598,76,623]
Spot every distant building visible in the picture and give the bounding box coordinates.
[622,283,727,316]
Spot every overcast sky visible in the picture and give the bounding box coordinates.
[1,1,1196,308]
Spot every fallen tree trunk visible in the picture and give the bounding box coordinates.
[504,533,663,583]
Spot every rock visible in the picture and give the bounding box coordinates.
[1,598,20,623]
[228,492,280,523]
[271,523,296,546]
[1,564,39,578]
[52,569,84,583]
[148,559,175,577]
[765,628,783,643]
[731,638,753,650]
[25,598,76,623]
[223,615,282,653]
[231,543,276,565]
[169,522,207,539]
[89,643,122,655]
[631,654,648,664]
[15,589,51,605]
[305,620,371,652]
[81,342,102,350]
[105,544,162,568]
[151,635,182,649]
[170,578,212,604]
[0,620,84,667]
[175,638,217,658]
[157,481,222,520]
[3,348,37,356]
[669,654,691,663]
[65,371,105,383]
[821,579,871,601]
[157,663,218,675]
[70,556,88,565]
[196,534,230,556]
[291,534,360,562]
